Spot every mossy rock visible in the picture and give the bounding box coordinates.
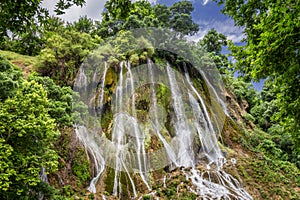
[104,67,117,93]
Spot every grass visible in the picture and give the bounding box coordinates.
[0,50,37,76]
[0,50,37,66]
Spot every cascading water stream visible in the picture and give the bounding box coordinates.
[181,65,252,199]
[98,63,108,111]
[183,65,223,164]
[200,70,228,116]
[112,61,127,196]
[125,61,150,190]
[166,63,194,167]
[148,60,178,167]
[75,126,105,193]
[73,67,106,193]
[74,67,88,94]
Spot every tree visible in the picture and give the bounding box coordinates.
[215,0,300,146]
[199,29,229,73]
[0,0,85,40]
[97,0,152,37]
[103,0,133,20]
[153,4,171,26]
[0,56,23,101]
[0,80,59,199]
[67,16,95,34]
[36,29,100,86]
[97,0,199,38]
[169,0,199,36]
[0,0,86,56]
[27,74,74,127]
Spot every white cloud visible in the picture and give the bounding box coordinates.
[42,0,158,22]
[41,0,107,22]
[133,0,157,4]
[190,19,244,43]
[201,0,211,5]
[226,34,245,43]
[186,29,208,42]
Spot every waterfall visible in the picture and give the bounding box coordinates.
[39,166,48,183]
[166,63,195,167]
[73,64,107,193]
[125,62,150,190]
[98,63,108,111]
[148,60,178,167]
[74,126,105,193]
[73,59,252,199]
[74,67,88,93]
[183,65,223,163]
[200,70,229,116]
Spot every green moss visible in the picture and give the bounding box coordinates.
[101,112,113,134]
[156,84,171,110]
[143,194,150,200]
[88,193,95,199]
[58,130,71,160]
[104,167,115,195]
[178,192,197,200]
[72,147,91,187]
[104,67,117,93]
[129,53,139,66]
[62,185,74,197]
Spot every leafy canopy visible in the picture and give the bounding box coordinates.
[0,77,59,198]
[215,0,300,146]
[97,0,199,38]
[0,0,86,56]
[0,0,85,40]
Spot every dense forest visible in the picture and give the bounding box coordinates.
[0,0,299,199]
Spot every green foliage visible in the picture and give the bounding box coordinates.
[36,29,99,86]
[2,27,45,56]
[238,156,300,199]
[143,194,150,200]
[169,0,199,36]
[0,0,86,55]
[62,185,74,197]
[90,30,154,66]
[179,193,197,200]
[72,148,91,187]
[242,113,255,124]
[27,181,70,200]
[104,0,133,20]
[216,0,300,147]
[0,50,37,67]
[223,75,258,110]
[67,16,95,34]
[0,80,59,198]
[97,0,199,38]
[154,4,171,26]
[27,74,74,127]
[249,80,278,130]
[198,29,229,73]
[44,16,66,34]
[0,0,85,38]
[245,79,300,167]
[0,56,23,101]
[0,0,45,41]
